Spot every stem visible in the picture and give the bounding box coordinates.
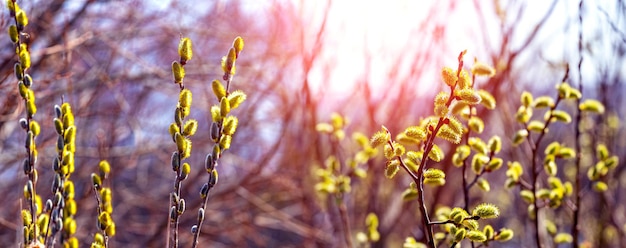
[336,195,353,248]
[573,1,584,246]
[191,182,214,248]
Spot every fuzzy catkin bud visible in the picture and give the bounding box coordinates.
[9,24,18,43]
[428,144,444,162]
[472,203,499,219]
[209,169,218,187]
[19,49,31,70]
[222,116,238,135]
[200,183,210,198]
[212,80,226,100]
[441,67,457,87]
[183,119,198,136]
[178,37,193,63]
[219,97,230,117]
[219,134,232,150]
[16,10,28,29]
[179,89,192,108]
[91,173,102,189]
[227,90,247,109]
[172,61,184,84]
[180,162,191,180]
[233,36,244,55]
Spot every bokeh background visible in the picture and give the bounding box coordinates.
[0,0,624,247]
